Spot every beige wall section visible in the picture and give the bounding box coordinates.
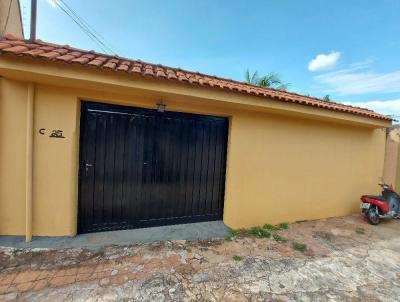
[0,78,27,234]
[0,79,389,235]
[383,127,400,188]
[224,112,386,227]
[0,0,24,38]
[397,136,400,191]
[32,85,80,236]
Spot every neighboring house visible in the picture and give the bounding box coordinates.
[0,35,392,240]
[0,0,24,39]
[383,125,400,189]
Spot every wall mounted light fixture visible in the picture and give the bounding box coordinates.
[157,101,166,112]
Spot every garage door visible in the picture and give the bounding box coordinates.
[78,101,228,233]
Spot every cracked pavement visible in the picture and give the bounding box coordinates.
[1,215,400,301]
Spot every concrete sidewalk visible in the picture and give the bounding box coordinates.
[0,221,230,250]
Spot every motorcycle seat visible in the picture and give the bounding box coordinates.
[364,195,387,202]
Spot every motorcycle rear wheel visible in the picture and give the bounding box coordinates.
[366,207,380,225]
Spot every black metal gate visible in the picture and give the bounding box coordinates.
[78,101,228,233]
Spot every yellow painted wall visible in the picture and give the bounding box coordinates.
[0,78,388,236]
[0,0,24,39]
[383,127,400,189]
[397,145,400,191]
[32,85,80,235]
[224,111,385,227]
[0,78,27,234]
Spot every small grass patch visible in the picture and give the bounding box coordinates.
[292,242,307,252]
[273,234,288,243]
[278,223,289,230]
[355,227,365,235]
[229,228,239,237]
[249,227,271,238]
[233,255,243,261]
[263,224,279,231]
[224,236,232,241]
[263,222,289,231]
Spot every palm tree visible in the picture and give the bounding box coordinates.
[245,69,289,91]
[323,94,331,101]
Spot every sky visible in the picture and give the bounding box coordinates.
[18,0,400,118]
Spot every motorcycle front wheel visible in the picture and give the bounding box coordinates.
[366,206,380,225]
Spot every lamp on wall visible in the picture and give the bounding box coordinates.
[157,101,166,113]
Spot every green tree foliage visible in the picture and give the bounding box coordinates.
[245,69,289,91]
[323,94,331,101]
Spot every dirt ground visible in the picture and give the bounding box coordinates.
[1,215,400,301]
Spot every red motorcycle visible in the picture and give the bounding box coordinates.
[360,183,400,225]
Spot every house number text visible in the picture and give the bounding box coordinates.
[39,128,66,139]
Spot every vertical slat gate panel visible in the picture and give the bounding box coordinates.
[78,111,97,232]
[113,115,127,224]
[192,120,203,216]
[103,115,116,224]
[205,122,217,215]
[177,119,190,218]
[121,116,135,224]
[170,118,183,218]
[92,114,107,226]
[186,119,197,217]
[78,102,228,233]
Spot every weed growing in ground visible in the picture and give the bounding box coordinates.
[263,223,289,231]
[273,234,288,243]
[278,223,289,230]
[292,242,307,252]
[224,228,239,241]
[263,224,279,231]
[227,224,290,240]
[355,227,365,235]
[249,227,271,238]
[229,229,239,237]
[233,255,243,261]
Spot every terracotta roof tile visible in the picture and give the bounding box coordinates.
[6,40,25,46]
[68,51,82,57]
[0,34,391,121]
[81,53,96,59]
[22,43,40,49]
[103,60,117,70]
[71,57,90,64]
[166,69,178,80]
[116,61,130,72]
[155,67,166,78]
[38,51,60,59]
[0,42,11,49]
[3,45,29,54]
[22,48,45,56]
[38,45,55,51]
[53,48,69,55]
[131,63,142,73]
[87,58,104,67]
[143,65,155,76]
[56,54,76,62]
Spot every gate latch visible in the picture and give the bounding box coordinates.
[84,162,94,173]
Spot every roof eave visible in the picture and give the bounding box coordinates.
[0,54,392,129]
